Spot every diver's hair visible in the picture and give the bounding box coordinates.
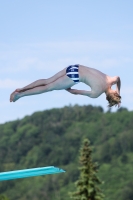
[106,92,121,107]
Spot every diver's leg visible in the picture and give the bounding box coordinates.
[10,75,74,102]
[16,68,67,92]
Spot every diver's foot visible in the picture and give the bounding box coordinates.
[10,91,20,102]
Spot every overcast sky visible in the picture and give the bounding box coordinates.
[0,0,133,124]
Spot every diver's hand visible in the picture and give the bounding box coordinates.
[65,88,77,94]
[66,88,71,92]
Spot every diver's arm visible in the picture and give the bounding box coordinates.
[66,88,97,98]
[115,76,121,95]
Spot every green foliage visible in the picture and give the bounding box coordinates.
[0,105,133,200]
[0,195,9,200]
[119,181,133,200]
[70,139,104,200]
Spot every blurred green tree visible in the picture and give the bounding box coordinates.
[69,138,104,200]
[0,195,9,200]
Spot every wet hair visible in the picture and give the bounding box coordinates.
[106,92,121,107]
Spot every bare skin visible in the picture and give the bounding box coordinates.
[10,64,121,103]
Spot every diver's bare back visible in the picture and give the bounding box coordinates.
[78,65,110,97]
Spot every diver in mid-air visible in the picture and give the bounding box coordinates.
[10,64,121,107]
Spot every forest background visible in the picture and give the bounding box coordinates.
[0,105,133,200]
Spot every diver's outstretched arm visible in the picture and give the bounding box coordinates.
[66,88,96,98]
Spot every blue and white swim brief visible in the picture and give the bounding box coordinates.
[66,64,79,84]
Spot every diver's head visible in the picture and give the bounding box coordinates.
[106,89,121,107]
